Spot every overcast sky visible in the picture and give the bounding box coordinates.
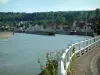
[0,0,100,12]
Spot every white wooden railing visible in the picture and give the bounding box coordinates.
[58,35,100,75]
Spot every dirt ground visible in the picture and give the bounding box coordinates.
[0,32,13,38]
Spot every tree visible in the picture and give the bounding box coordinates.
[95,8,100,19]
[55,16,66,25]
[96,22,100,35]
[95,8,100,35]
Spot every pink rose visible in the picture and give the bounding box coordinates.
[44,66,47,69]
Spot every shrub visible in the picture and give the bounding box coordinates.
[38,50,64,75]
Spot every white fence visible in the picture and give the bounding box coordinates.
[58,35,100,75]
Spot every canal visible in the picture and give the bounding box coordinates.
[0,33,90,75]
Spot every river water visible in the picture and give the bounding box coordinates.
[0,33,90,75]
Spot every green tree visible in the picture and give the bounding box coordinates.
[55,16,66,25]
[95,8,100,35]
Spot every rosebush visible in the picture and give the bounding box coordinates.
[38,50,64,75]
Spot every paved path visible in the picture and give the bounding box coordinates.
[71,46,100,75]
[97,56,100,75]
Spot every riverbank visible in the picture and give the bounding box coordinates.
[0,32,13,38]
[15,30,95,37]
[97,56,100,75]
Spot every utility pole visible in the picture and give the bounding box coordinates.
[36,12,38,25]
[86,12,88,40]
[52,12,54,29]
[52,12,54,24]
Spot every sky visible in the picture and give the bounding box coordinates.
[0,0,100,13]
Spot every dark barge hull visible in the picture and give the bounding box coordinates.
[15,31,55,36]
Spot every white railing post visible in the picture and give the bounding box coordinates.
[84,40,86,48]
[78,42,81,56]
[89,39,91,44]
[93,38,95,47]
[91,38,93,49]
[97,36,99,46]
[90,39,91,45]
[97,36,98,46]
[65,52,68,71]
[85,40,88,52]
[79,42,80,50]
[96,37,97,46]
[92,38,94,48]
[65,49,69,70]
[58,60,66,75]
[81,41,83,49]
[95,37,97,47]
[88,40,89,51]
[89,39,91,50]
[58,53,66,75]
[92,38,94,43]
[99,36,100,45]
[83,41,84,48]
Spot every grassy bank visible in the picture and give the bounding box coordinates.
[0,32,13,38]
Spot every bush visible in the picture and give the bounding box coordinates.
[38,50,64,75]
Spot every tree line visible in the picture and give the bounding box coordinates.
[0,8,100,34]
[0,10,97,25]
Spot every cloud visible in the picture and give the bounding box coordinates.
[88,8,96,10]
[0,0,8,4]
